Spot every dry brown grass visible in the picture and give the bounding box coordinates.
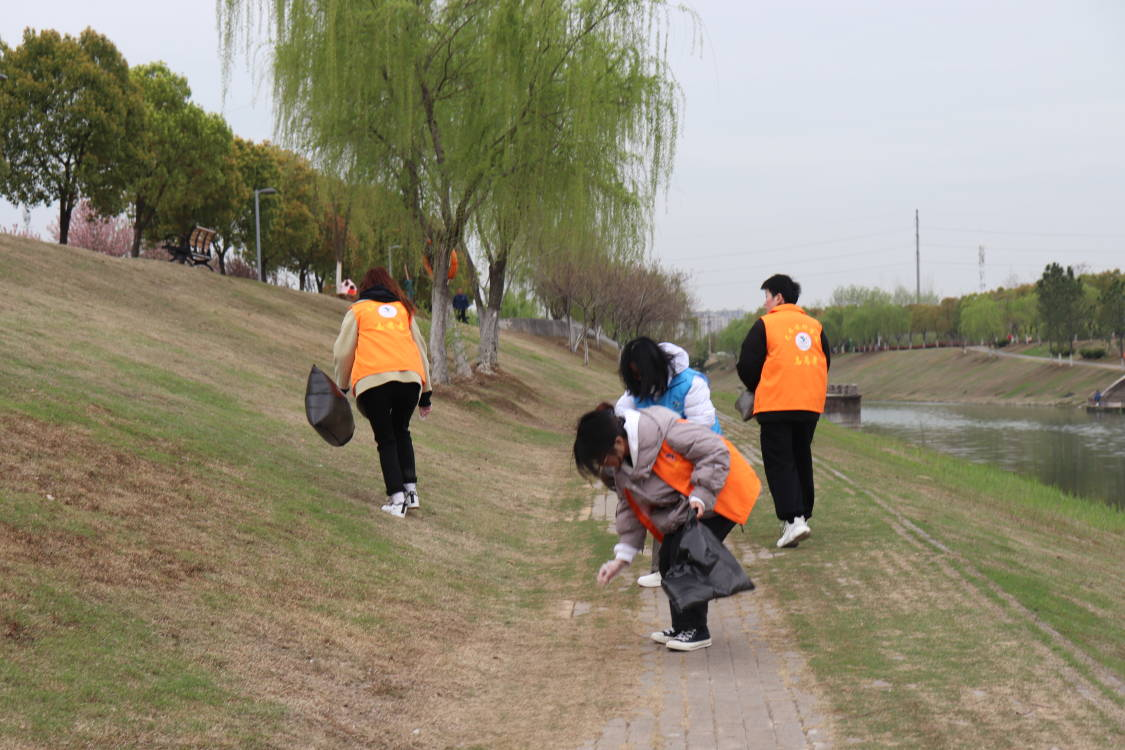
[0,236,639,749]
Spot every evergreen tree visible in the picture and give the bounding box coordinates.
[0,28,142,245]
[1035,263,1084,354]
[1099,274,1125,360]
[126,62,236,257]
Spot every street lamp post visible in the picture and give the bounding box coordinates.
[254,187,278,282]
[387,244,401,272]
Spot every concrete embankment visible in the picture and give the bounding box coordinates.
[828,347,1121,406]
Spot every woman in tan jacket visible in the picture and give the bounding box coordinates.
[573,403,758,652]
[334,267,432,518]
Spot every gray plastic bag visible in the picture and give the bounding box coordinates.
[305,365,354,446]
[735,389,755,421]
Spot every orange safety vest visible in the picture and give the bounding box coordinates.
[349,300,426,388]
[650,436,760,525]
[754,304,828,414]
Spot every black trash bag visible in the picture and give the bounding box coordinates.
[305,365,354,446]
[662,517,755,612]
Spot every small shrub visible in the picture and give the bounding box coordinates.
[1079,347,1106,360]
[224,257,259,279]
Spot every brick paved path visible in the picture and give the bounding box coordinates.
[578,491,832,750]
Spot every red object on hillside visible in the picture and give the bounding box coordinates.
[422,249,459,280]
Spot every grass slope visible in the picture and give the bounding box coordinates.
[715,397,1125,747]
[827,348,1116,405]
[3,236,1123,748]
[0,236,629,749]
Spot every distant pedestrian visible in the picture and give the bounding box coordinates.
[614,338,721,588]
[736,274,830,549]
[452,291,470,323]
[1093,390,1103,406]
[574,403,758,652]
[334,267,432,518]
[401,263,415,301]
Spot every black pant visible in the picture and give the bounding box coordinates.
[759,419,818,522]
[455,308,468,322]
[660,514,736,635]
[357,381,421,496]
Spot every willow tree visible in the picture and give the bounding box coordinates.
[221,0,681,384]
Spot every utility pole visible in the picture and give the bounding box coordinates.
[978,245,986,292]
[915,209,920,304]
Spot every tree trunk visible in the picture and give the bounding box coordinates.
[450,322,473,379]
[427,245,454,385]
[478,307,500,373]
[130,197,145,258]
[217,240,230,275]
[477,254,508,373]
[58,198,74,246]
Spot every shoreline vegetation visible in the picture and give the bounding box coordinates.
[2,237,1122,747]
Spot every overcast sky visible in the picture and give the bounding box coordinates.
[3,1,1123,309]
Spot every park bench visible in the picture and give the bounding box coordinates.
[163,226,218,271]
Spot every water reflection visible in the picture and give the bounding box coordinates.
[826,402,1125,509]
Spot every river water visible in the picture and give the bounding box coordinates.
[827,402,1125,510]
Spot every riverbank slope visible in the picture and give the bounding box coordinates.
[0,235,631,748]
[704,379,1125,746]
[721,412,1124,747]
[828,347,1121,405]
[3,236,1122,747]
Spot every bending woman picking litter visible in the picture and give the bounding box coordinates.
[574,403,759,652]
[334,267,432,518]
[614,337,722,588]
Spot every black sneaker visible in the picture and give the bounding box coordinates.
[650,627,678,644]
[666,628,712,651]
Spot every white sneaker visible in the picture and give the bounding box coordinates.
[404,483,420,509]
[637,571,662,588]
[776,516,810,548]
[650,627,677,644]
[380,492,407,518]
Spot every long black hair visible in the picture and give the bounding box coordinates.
[573,403,626,478]
[619,337,675,401]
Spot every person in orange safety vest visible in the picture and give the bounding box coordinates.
[736,274,830,550]
[334,267,432,518]
[573,403,760,652]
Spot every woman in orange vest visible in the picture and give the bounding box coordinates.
[334,267,432,518]
[573,403,759,652]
